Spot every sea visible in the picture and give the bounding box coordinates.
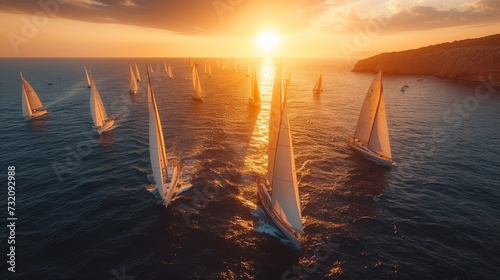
[0,57,499,280]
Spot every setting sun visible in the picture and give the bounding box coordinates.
[255,31,281,52]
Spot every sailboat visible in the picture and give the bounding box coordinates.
[84,66,91,88]
[248,66,260,107]
[167,63,174,79]
[348,70,394,166]
[147,68,181,208]
[164,62,168,74]
[129,63,138,94]
[313,74,323,94]
[20,72,49,120]
[134,63,142,82]
[89,71,115,134]
[191,65,204,100]
[245,63,250,77]
[258,61,303,249]
[207,62,212,78]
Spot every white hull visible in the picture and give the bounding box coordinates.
[348,138,395,166]
[162,156,181,207]
[97,118,115,134]
[192,93,204,100]
[25,109,49,120]
[258,182,301,249]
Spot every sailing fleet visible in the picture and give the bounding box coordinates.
[19,58,396,249]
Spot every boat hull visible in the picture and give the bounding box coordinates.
[257,181,301,249]
[348,138,395,167]
[25,109,49,121]
[97,118,115,134]
[191,94,204,101]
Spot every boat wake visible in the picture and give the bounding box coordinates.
[251,207,293,247]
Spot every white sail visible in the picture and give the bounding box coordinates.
[251,66,260,103]
[216,59,220,69]
[148,71,168,201]
[89,73,109,128]
[367,90,392,159]
[192,65,203,98]
[129,63,138,94]
[134,62,141,82]
[313,74,323,93]
[167,63,174,79]
[268,60,283,186]
[204,60,208,74]
[207,62,212,77]
[354,71,383,143]
[84,66,91,88]
[271,96,303,233]
[20,72,47,119]
[164,62,168,73]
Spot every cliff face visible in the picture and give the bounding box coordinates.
[353,34,500,82]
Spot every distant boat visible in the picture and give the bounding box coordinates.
[146,68,181,208]
[248,65,260,107]
[134,62,141,82]
[245,63,250,77]
[129,63,138,94]
[400,87,406,92]
[167,63,174,79]
[313,74,323,94]
[89,71,115,134]
[216,59,220,69]
[258,60,303,249]
[188,57,193,67]
[149,64,154,73]
[191,65,204,100]
[417,78,423,82]
[207,62,212,78]
[164,62,168,74]
[47,82,53,85]
[348,70,394,166]
[84,66,91,88]
[20,72,49,120]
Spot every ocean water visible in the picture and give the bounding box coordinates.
[0,57,499,279]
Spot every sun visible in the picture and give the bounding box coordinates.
[255,31,281,52]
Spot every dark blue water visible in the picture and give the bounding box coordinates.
[0,58,499,279]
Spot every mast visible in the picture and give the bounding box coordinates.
[20,72,31,118]
[268,59,283,186]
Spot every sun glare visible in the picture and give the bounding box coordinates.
[256,31,281,52]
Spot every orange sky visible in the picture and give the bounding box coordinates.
[1,0,499,58]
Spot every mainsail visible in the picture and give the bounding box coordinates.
[167,63,174,79]
[129,63,138,94]
[134,63,141,82]
[20,72,45,118]
[271,94,303,233]
[89,73,109,128]
[84,66,91,88]
[313,74,323,93]
[192,65,203,98]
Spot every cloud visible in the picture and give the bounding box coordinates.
[313,0,500,34]
[0,0,330,36]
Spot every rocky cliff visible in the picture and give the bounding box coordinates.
[352,34,500,82]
